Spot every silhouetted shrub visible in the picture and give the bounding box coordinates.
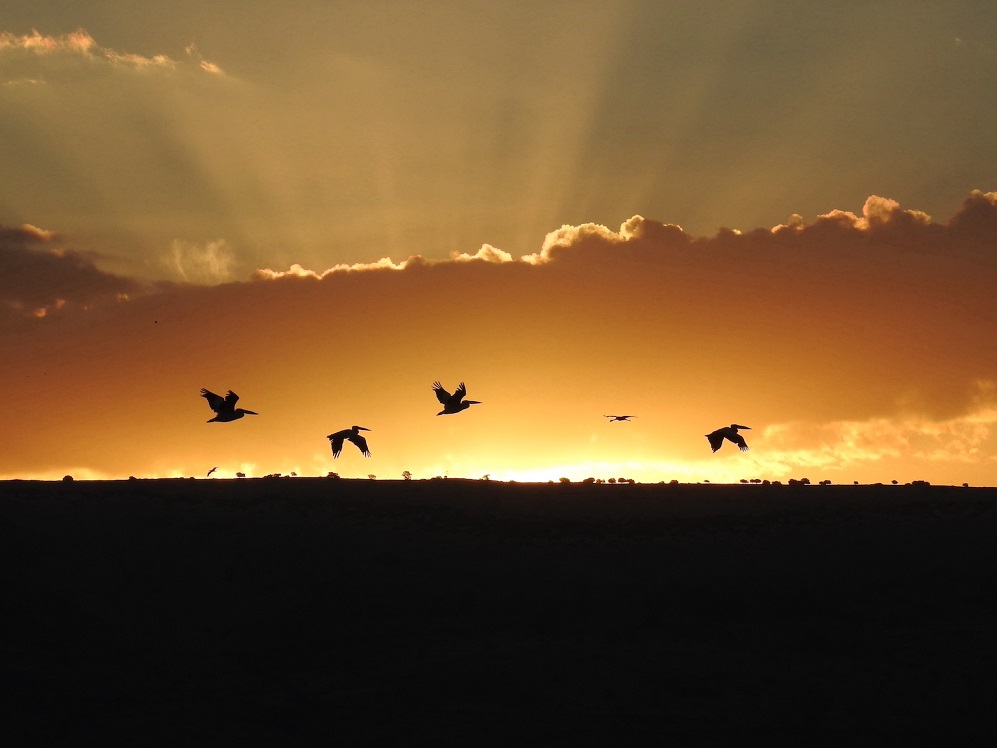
[892,480,899,485]
[367,474,376,480]
[559,477,571,483]
[325,472,339,479]
[402,471,413,481]
[62,475,73,482]
[236,472,246,478]
[582,477,595,484]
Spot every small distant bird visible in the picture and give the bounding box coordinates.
[206,467,218,477]
[200,389,259,423]
[327,426,371,458]
[432,381,481,415]
[706,424,751,452]
[605,415,636,422]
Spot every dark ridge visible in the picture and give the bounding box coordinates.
[3,479,996,743]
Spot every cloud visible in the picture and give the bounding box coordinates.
[3,191,996,482]
[163,239,236,284]
[755,399,997,477]
[0,224,145,320]
[0,29,224,85]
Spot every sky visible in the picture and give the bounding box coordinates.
[2,1,996,485]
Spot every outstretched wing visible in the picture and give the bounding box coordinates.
[328,433,345,458]
[432,381,451,405]
[705,430,725,452]
[201,388,225,413]
[730,433,749,451]
[224,391,240,409]
[453,382,467,403]
[347,433,371,457]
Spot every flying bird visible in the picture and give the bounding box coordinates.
[706,424,751,453]
[206,467,218,477]
[605,415,637,422]
[327,426,371,458]
[200,389,259,423]
[432,381,481,415]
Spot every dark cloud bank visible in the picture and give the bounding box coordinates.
[3,191,996,429]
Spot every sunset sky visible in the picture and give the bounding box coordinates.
[3,1,996,485]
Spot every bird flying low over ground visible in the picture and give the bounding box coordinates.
[432,381,481,415]
[206,467,218,477]
[200,389,259,423]
[604,415,637,422]
[327,426,371,458]
[706,424,751,452]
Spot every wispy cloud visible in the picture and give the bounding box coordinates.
[0,29,224,84]
[162,239,236,284]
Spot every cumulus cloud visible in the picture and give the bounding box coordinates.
[0,224,145,320]
[0,29,224,85]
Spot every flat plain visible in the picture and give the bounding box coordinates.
[3,478,996,743]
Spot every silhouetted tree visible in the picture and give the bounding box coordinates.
[325,471,339,479]
[236,472,246,478]
[368,474,376,480]
[559,477,571,483]
[402,471,413,481]
[607,478,616,484]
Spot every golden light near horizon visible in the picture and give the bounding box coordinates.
[2,5,996,486]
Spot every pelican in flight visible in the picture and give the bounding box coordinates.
[327,426,371,458]
[200,389,259,423]
[605,415,637,422]
[706,424,751,452]
[432,381,481,415]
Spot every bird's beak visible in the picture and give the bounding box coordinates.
[468,400,482,405]
[244,410,259,416]
[737,425,751,430]
[358,427,371,431]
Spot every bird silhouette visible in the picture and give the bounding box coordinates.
[206,466,218,477]
[201,389,259,423]
[327,426,371,458]
[432,381,481,415]
[604,415,636,422]
[706,424,751,452]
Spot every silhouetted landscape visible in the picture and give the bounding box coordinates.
[4,478,997,743]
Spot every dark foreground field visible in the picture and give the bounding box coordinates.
[3,479,997,744]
